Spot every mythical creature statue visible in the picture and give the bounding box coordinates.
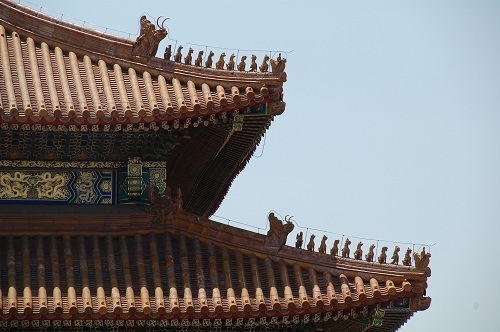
[195,50,204,67]
[174,45,183,63]
[413,247,431,268]
[164,44,172,60]
[205,51,215,68]
[402,248,412,266]
[307,234,315,251]
[330,239,340,256]
[184,47,194,65]
[318,235,328,254]
[226,53,236,71]
[259,54,269,72]
[295,232,303,249]
[378,246,388,264]
[354,241,363,260]
[264,213,294,249]
[146,184,182,224]
[216,52,226,70]
[132,16,168,58]
[391,246,400,265]
[365,244,375,262]
[341,238,351,258]
[237,55,247,71]
[249,54,257,72]
[271,53,286,73]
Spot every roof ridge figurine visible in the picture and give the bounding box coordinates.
[132,15,168,58]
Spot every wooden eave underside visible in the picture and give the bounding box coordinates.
[0,206,430,326]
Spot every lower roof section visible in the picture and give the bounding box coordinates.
[0,205,431,331]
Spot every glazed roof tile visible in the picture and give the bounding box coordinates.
[0,231,423,320]
[0,23,275,125]
[0,205,431,326]
[0,1,285,127]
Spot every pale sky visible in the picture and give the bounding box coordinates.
[18,0,500,331]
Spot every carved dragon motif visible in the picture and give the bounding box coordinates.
[132,16,168,58]
[265,213,294,249]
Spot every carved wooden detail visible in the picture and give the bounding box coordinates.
[267,101,286,115]
[146,185,183,224]
[410,296,432,311]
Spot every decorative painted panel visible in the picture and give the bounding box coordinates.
[0,169,113,204]
[0,166,167,205]
[118,167,166,204]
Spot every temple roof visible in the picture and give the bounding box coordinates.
[0,1,285,125]
[0,2,432,330]
[0,0,286,216]
[0,205,431,331]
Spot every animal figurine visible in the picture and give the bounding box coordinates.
[215,52,226,69]
[237,55,247,71]
[318,235,328,254]
[365,244,375,262]
[378,246,388,264]
[402,248,412,266]
[174,45,183,63]
[265,213,294,248]
[295,232,303,249]
[226,53,235,70]
[249,54,257,72]
[391,246,400,265]
[259,54,269,72]
[205,51,214,68]
[195,50,204,67]
[164,44,172,60]
[306,234,315,252]
[413,247,431,268]
[354,241,363,260]
[184,47,194,65]
[330,239,340,256]
[132,16,168,58]
[341,238,351,258]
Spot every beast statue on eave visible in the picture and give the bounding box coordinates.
[132,16,168,58]
[264,213,294,250]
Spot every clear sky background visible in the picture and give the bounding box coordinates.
[20,0,500,330]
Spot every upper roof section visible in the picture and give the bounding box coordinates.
[0,0,286,126]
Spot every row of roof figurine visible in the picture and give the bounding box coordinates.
[163,45,286,73]
[295,232,429,267]
[130,15,286,72]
